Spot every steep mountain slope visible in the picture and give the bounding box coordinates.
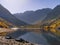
[0,4,28,26]
[14,8,52,24]
[43,5,60,22]
[0,17,13,28]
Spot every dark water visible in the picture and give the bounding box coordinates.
[6,29,29,38]
[6,29,60,45]
[16,32,49,45]
[42,31,60,45]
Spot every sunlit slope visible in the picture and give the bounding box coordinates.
[49,17,60,37]
[41,5,60,35]
[42,17,60,37]
[0,17,14,28]
[0,18,17,36]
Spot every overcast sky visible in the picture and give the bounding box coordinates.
[0,0,60,14]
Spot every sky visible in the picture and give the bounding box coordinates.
[0,0,60,14]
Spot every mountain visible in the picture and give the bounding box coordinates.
[0,17,13,28]
[14,8,52,24]
[43,5,60,22]
[0,4,28,27]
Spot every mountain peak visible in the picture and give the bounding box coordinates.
[0,4,4,8]
[56,5,60,7]
[0,4,2,6]
[43,5,60,23]
[54,5,60,9]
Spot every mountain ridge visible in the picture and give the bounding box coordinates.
[43,5,60,23]
[14,8,52,24]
